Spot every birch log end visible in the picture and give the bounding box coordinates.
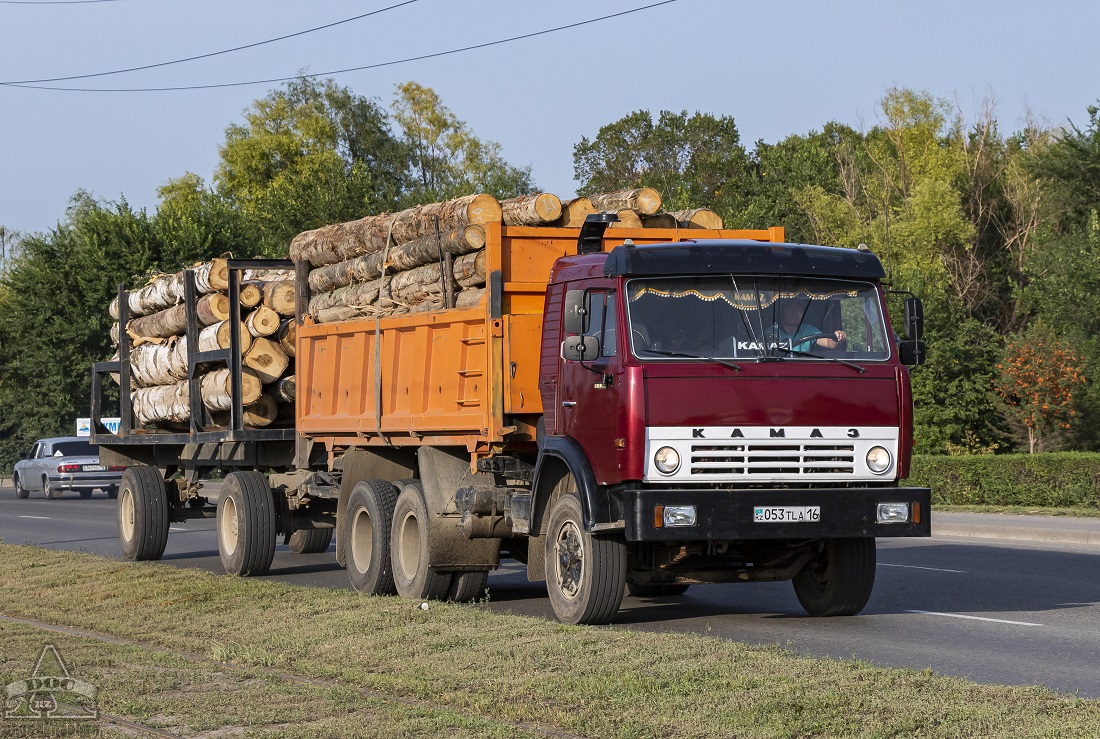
[589,188,662,216]
[244,337,290,384]
[556,197,596,228]
[670,208,724,229]
[245,306,281,338]
[501,193,562,226]
[262,280,296,316]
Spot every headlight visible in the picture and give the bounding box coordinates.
[653,446,680,474]
[866,446,892,474]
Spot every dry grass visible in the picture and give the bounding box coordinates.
[935,504,1100,518]
[0,543,1097,738]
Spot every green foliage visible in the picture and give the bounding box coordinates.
[911,453,1100,509]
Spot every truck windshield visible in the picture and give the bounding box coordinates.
[625,276,891,362]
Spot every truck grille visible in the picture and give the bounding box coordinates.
[690,442,855,476]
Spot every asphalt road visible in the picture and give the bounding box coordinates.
[3,485,1100,698]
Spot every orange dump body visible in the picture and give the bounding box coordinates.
[296,223,785,457]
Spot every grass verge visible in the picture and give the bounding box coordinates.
[0,543,1096,738]
[935,504,1100,518]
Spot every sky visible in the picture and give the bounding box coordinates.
[1,0,1099,239]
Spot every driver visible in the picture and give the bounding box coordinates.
[778,299,846,351]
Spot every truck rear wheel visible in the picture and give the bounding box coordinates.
[390,480,452,600]
[545,492,626,625]
[792,538,876,616]
[217,471,276,576]
[346,480,399,596]
[447,571,489,603]
[288,528,333,554]
[117,466,169,561]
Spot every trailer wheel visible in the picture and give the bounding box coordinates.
[447,571,489,603]
[13,474,29,499]
[390,480,452,600]
[117,466,169,561]
[344,480,399,596]
[626,583,690,597]
[287,528,333,554]
[545,492,626,625]
[792,538,876,616]
[217,471,276,576]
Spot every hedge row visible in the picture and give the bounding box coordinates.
[910,453,1100,508]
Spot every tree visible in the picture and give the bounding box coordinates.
[154,173,261,263]
[994,321,1087,453]
[215,76,410,254]
[390,81,533,203]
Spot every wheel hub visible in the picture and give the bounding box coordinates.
[554,521,584,599]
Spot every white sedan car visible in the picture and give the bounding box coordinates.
[12,437,124,499]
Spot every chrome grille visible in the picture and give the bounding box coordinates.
[690,442,856,476]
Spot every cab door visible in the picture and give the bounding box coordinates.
[557,283,623,484]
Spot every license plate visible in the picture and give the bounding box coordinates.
[754,506,820,523]
[82,464,107,472]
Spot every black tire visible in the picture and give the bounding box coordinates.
[792,538,877,616]
[544,491,627,625]
[106,486,119,500]
[390,480,453,601]
[79,489,93,499]
[287,527,334,554]
[447,571,489,603]
[217,471,276,576]
[346,480,399,595]
[13,475,29,500]
[626,582,690,597]
[117,466,170,561]
[44,476,61,500]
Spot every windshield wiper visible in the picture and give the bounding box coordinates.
[644,349,742,371]
[777,347,866,373]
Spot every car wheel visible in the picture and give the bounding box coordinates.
[79,489,93,499]
[44,476,62,500]
[106,486,119,499]
[14,474,29,499]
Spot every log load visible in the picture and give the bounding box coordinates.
[276,320,296,357]
[609,209,644,229]
[244,337,290,384]
[307,224,486,294]
[290,193,502,268]
[314,286,485,324]
[198,320,253,354]
[131,368,261,427]
[556,197,596,228]
[213,393,278,429]
[110,258,230,320]
[501,193,562,226]
[239,281,263,308]
[588,188,662,216]
[642,213,679,229]
[670,208,724,229]
[244,306,281,338]
[261,280,296,316]
[129,337,188,388]
[276,375,296,403]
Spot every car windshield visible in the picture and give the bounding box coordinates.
[625,275,891,361]
[53,441,96,457]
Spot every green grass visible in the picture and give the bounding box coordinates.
[0,543,1097,738]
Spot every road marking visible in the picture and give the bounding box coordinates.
[879,562,964,573]
[18,515,50,520]
[906,610,1043,627]
[169,527,188,532]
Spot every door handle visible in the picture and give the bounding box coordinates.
[561,401,576,408]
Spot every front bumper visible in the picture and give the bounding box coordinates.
[624,486,931,542]
[48,473,123,491]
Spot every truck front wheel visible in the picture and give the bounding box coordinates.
[346,480,399,596]
[792,538,876,616]
[217,471,276,576]
[390,480,452,600]
[545,492,626,625]
[117,466,169,561]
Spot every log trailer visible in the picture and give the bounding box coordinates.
[92,216,930,624]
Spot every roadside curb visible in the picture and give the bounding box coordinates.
[933,519,1100,547]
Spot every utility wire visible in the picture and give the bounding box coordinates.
[2,0,420,84]
[4,0,681,92]
[0,1,123,4]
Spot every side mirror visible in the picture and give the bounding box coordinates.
[562,335,600,362]
[904,297,924,341]
[899,340,926,367]
[564,290,588,335]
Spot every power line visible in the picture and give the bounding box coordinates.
[0,0,123,4]
[4,0,682,92]
[2,0,420,84]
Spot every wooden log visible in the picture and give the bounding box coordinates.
[609,209,643,229]
[127,302,189,340]
[213,393,277,428]
[589,188,662,215]
[195,292,230,325]
[289,194,502,267]
[276,375,296,403]
[307,224,486,294]
[556,197,596,228]
[501,193,562,226]
[198,320,253,354]
[129,337,188,388]
[239,281,263,308]
[276,320,296,357]
[109,272,183,320]
[670,208,724,229]
[244,306,281,338]
[131,368,260,427]
[202,367,262,410]
[261,280,296,316]
[642,213,679,229]
[244,337,289,384]
[193,258,230,293]
[242,267,293,281]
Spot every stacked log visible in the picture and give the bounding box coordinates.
[109,260,297,431]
